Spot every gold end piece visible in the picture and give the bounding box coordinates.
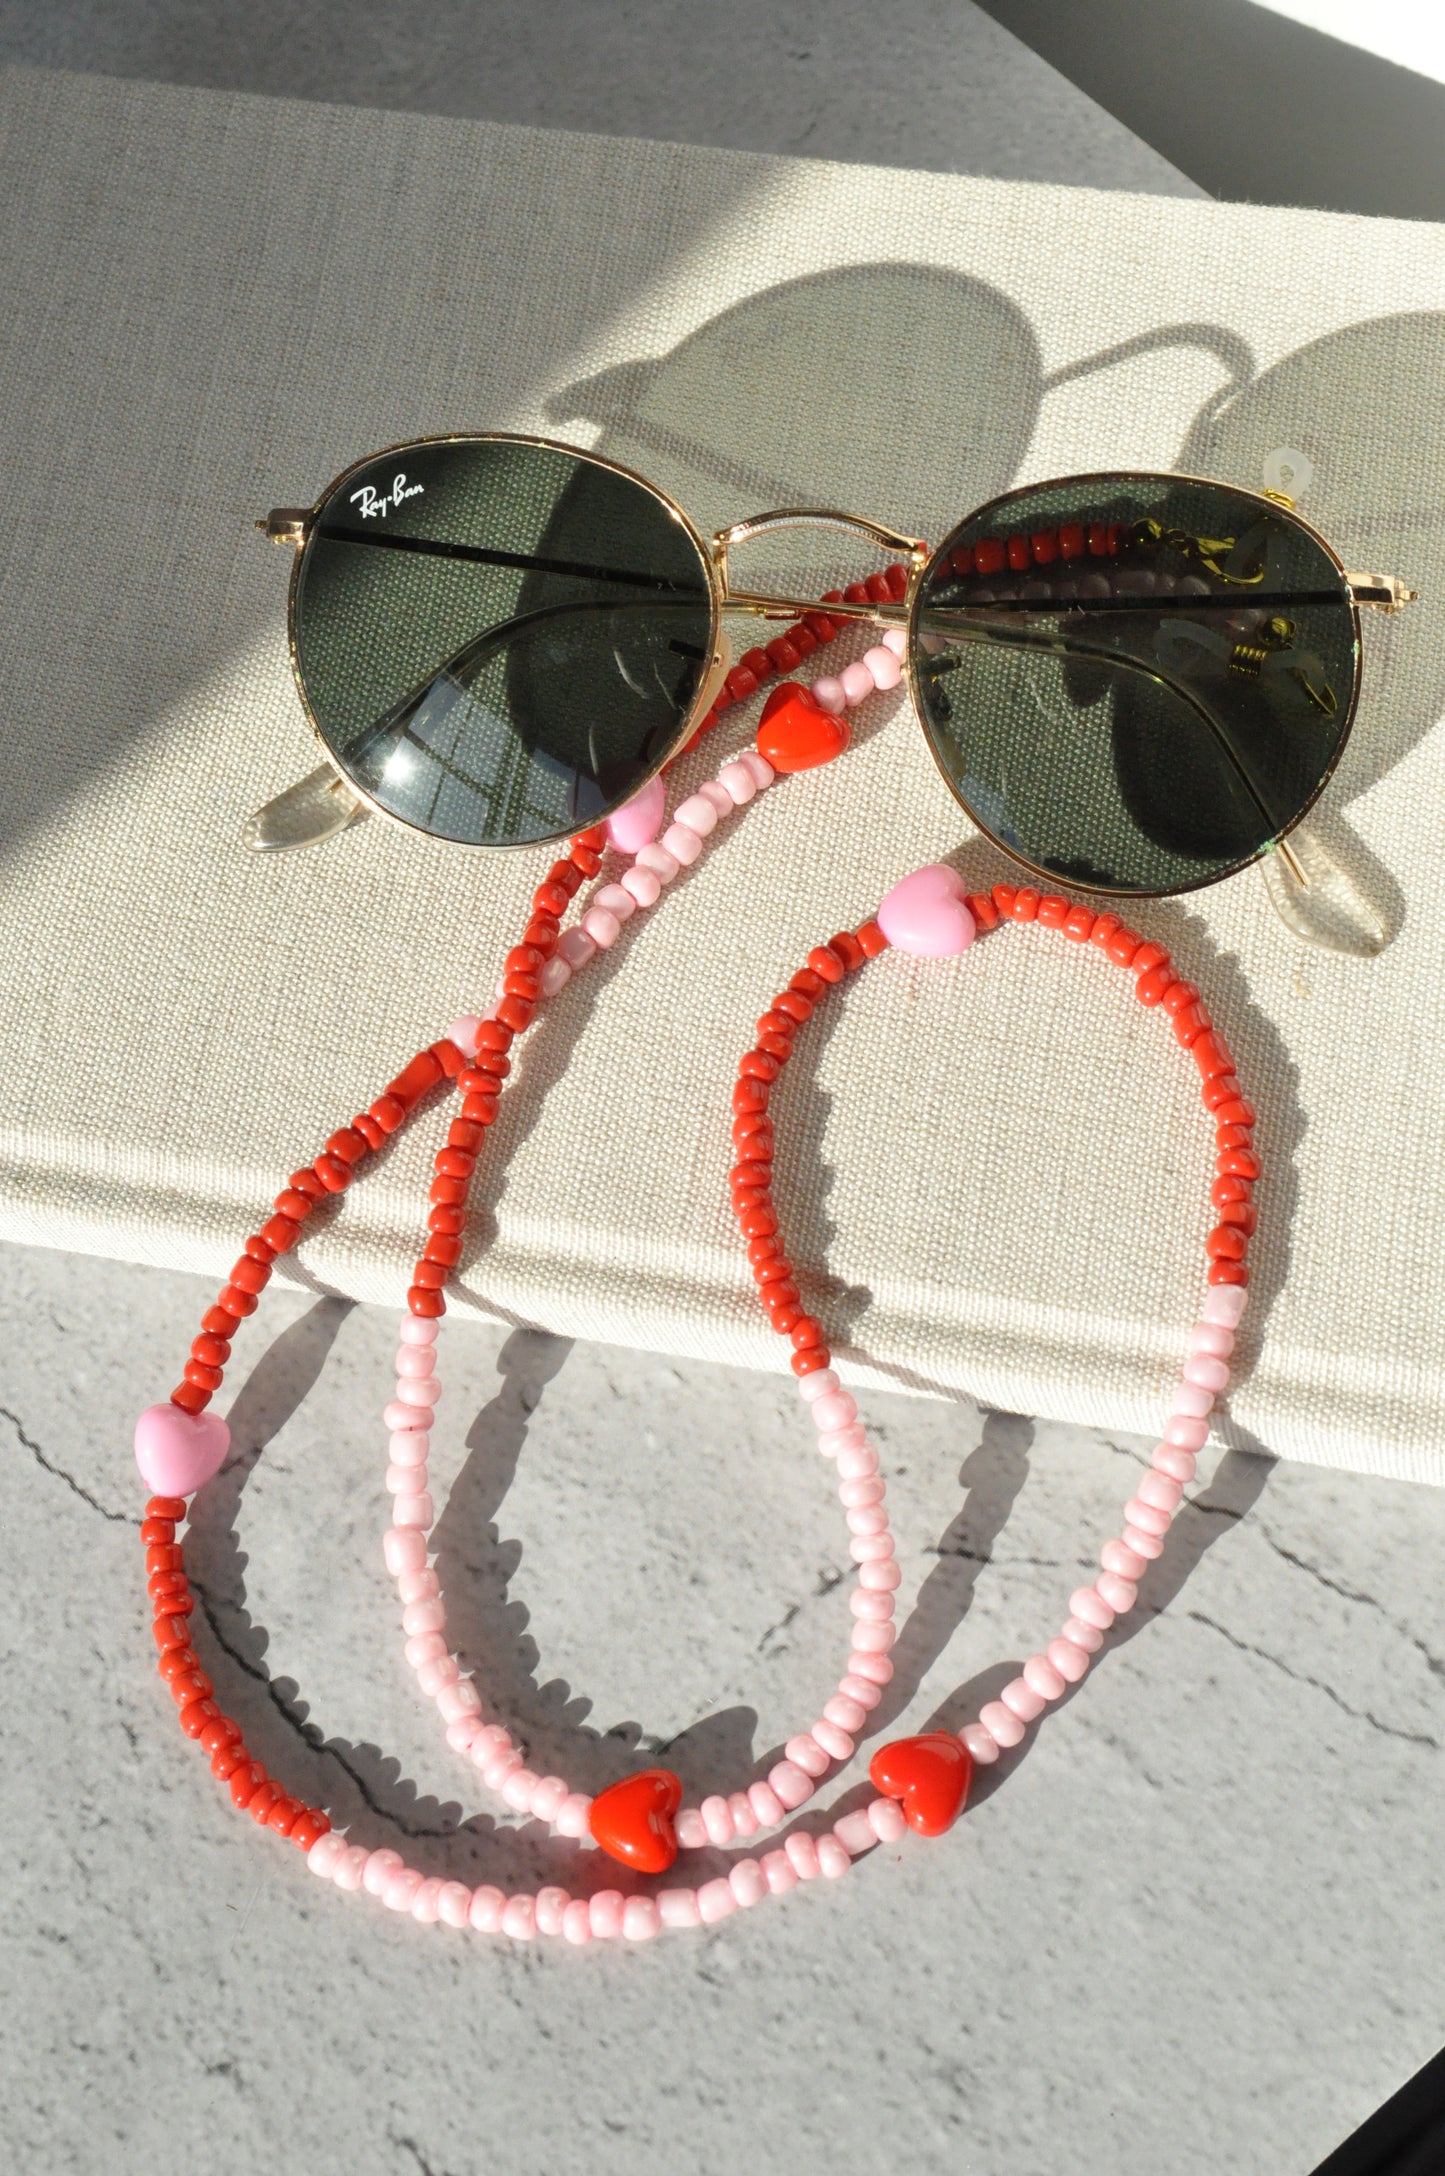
[258,508,310,548]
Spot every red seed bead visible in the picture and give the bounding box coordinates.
[757,1030,793,1061]
[212,1741,251,1783]
[974,537,1006,576]
[190,1334,230,1370]
[1036,895,1069,929]
[790,1317,825,1352]
[1206,1224,1248,1261]
[732,1188,769,1217]
[1213,1094,1255,1128]
[774,990,813,1024]
[289,1810,330,1853]
[790,968,827,1001]
[147,1574,186,1605]
[461,1095,499,1126]
[1172,1005,1210,1047]
[1105,928,1143,967]
[140,1517,176,1547]
[1194,1033,1235,1081]
[170,1667,214,1707]
[965,893,1000,931]
[424,1232,463,1268]
[841,583,870,606]
[570,844,603,880]
[1132,941,1170,979]
[1209,1261,1249,1287]
[1201,1073,1244,1111]
[1063,905,1095,943]
[732,1159,772,1189]
[1212,1175,1253,1207]
[1007,534,1032,572]
[863,571,893,604]
[228,1256,270,1297]
[741,1206,778,1239]
[1160,980,1200,1014]
[158,1644,199,1682]
[748,1235,783,1268]
[991,883,1017,918]
[353,1112,386,1152]
[258,1215,299,1255]
[1010,888,1040,922]
[412,1259,449,1290]
[199,1714,242,1756]
[1059,521,1086,560]
[267,1796,302,1838]
[1030,528,1059,566]
[1088,522,1112,557]
[770,1303,804,1335]
[326,1126,368,1165]
[152,1588,194,1620]
[733,1079,769,1115]
[1218,1199,1257,1234]
[496,994,535,1033]
[248,1781,284,1826]
[755,1256,793,1286]
[503,969,540,1002]
[476,1020,514,1054]
[202,1304,242,1339]
[389,1049,445,1109]
[369,1092,406,1133]
[829,930,866,973]
[1135,964,1172,1006]
[153,1613,191,1651]
[766,637,801,672]
[573,822,608,852]
[429,1176,468,1208]
[532,881,568,918]
[432,1039,466,1079]
[765,1282,801,1315]
[170,1380,210,1415]
[428,1204,466,1236]
[726,667,759,702]
[792,1347,831,1377]
[857,918,889,956]
[1219,1149,1262,1181]
[179,1698,221,1740]
[313,1153,351,1193]
[732,1117,774,1155]
[288,1168,328,1205]
[739,1050,781,1084]
[408,1287,446,1318]
[146,1543,184,1576]
[184,1360,223,1393]
[145,1494,187,1521]
[435,1147,475,1181]
[1089,912,1123,951]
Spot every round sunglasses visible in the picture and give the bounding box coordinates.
[250,432,1415,899]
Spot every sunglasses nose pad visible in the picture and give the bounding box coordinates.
[1256,819,1390,957]
[243,764,367,853]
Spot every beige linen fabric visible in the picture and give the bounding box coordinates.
[0,65,1442,1481]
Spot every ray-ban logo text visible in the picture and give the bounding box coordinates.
[350,472,424,519]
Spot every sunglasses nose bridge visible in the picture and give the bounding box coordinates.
[711,506,928,607]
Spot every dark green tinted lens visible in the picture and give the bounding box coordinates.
[292,439,714,848]
[912,475,1359,895]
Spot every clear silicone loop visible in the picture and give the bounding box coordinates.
[1257,819,1390,957]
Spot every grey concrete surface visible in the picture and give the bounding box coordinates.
[0,0,1201,194]
[3,1239,1442,2176]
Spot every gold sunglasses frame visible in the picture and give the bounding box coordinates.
[254,430,1414,895]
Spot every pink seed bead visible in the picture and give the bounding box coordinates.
[383,1527,426,1577]
[1062,1615,1105,1654]
[840,660,875,705]
[482,1750,523,1792]
[847,1506,889,1536]
[1189,1321,1235,1359]
[799,1367,841,1402]
[881,626,908,658]
[438,1680,481,1723]
[620,863,662,909]
[961,1724,1000,1767]
[672,792,719,838]
[535,1885,569,1938]
[1023,1653,1067,1702]
[812,1391,858,1432]
[851,1619,896,1653]
[836,1444,880,1480]
[389,1431,429,1468]
[557,1793,591,1845]
[332,1844,370,1892]
[1095,1571,1139,1614]
[729,1859,767,1908]
[818,1423,868,1458]
[697,1878,738,1924]
[1201,1282,1249,1328]
[395,1344,434,1379]
[862,643,902,690]
[589,1891,626,1939]
[398,1373,442,1404]
[415,1653,457,1695]
[623,1896,662,1941]
[786,1734,830,1777]
[392,1493,434,1530]
[531,1775,569,1823]
[1171,1382,1214,1420]
[383,1401,430,1434]
[858,1559,902,1591]
[383,1867,423,1913]
[1151,1443,1196,1482]
[674,1808,707,1850]
[468,1724,511,1764]
[580,906,621,948]
[540,956,571,998]
[397,1567,439,1604]
[660,821,702,867]
[1183,1353,1230,1393]
[1139,1468,1184,1513]
[593,882,636,923]
[562,1899,593,1946]
[769,1760,814,1810]
[748,1780,785,1827]
[762,1849,799,1894]
[1164,1413,1211,1450]
[558,924,598,968]
[307,1832,346,1879]
[728,1792,759,1839]
[839,1673,882,1710]
[402,1597,446,1635]
[438,1880,473,1929]
[849,1649,894,1684]
[1123,1496,1171,1538]
[810,1717,855,1762]
[398,1316,438,1347]
[851,1589,894,1621]
[868,1794,909,1840]
[446,1715,482,1752]
[658,1887,702,1928]
[979,1700,1025,1748]
[812,675,847,714]
[501,1895,537,1941]
[698,778,733,818]
[1000,1677,1046,1724]
[824,1694,867,1733]
[386,1464,423,1494]
[635,841,679,884]
[1101,1538,1148,1581]
[410,1876,444,1924]
[1124,1523,1165,1561]
[817,1836,852,1879]
[1047,1636,1091,1685]
[718,759,756,806]
[838,1477,885,1509]
[501,1767,539,1812]
[833,1810,877,1857]
[784,1831,821,1880]
[468,1885,506,1933]
[444,1015,482,1059]
[700,1794,734,1846]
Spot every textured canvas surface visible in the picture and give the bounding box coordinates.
[0,64,1442,1481]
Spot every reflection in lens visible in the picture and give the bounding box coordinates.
[911,476,1359,895]
[292,439,714,848]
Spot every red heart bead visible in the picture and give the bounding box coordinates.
[868,1732,973,1837]
[757,682,851,773]
[588,1767,683,1873]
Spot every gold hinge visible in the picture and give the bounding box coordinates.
[1345,570,1419,614]
[256,507,310,548]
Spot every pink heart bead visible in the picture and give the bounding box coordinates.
[604,773,666,854]
[134,1402,230,1498]
[876,864,977,958]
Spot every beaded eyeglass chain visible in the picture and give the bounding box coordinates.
[133,562,1259,1944]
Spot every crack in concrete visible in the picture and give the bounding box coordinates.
[3,1403,136,1525]
[1257,1527,1445,1685]
[755,1564,844,1653]
[1185,1610,1440,1749]
[188,1579,458,1840]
